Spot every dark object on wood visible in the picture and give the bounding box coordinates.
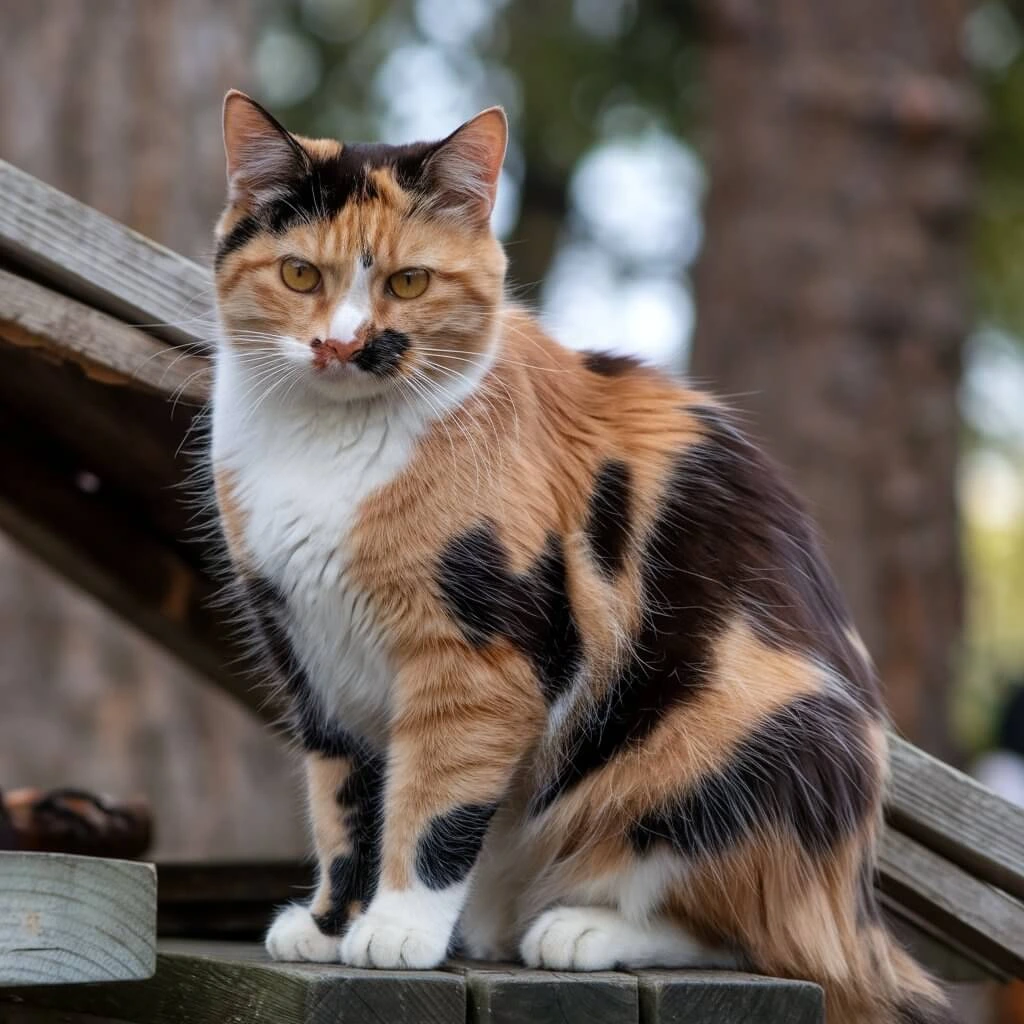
[0,787,152,859]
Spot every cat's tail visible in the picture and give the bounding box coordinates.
[822,919,957,1024]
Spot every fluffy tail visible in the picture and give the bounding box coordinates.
[819,920,957,1024]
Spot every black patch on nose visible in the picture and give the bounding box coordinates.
[585,460,633,578]
[353,328,410,376]
[531,406,882,815]
[437,524,582,704]
[415,802,498,890]
[629,691,878,860]
[581,350,644,377]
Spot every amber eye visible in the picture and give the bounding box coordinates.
[281,257,321,293]
[388,268,429,299]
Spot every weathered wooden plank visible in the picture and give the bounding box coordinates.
[887,735,1024,902]
[157,863,312,940]
[1,943,465,1024]
[0,160,210,348]
[0,853,155,987]
[0,270,210,404]
[878,830,1024,978]
[0,399,259,715]
[883,899,1005,983]
[457,962,637,1024]
[635,970,824,1024]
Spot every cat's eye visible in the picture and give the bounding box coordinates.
[281,257,321,293]
[388,268,429,300]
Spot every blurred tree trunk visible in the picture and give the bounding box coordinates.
[691,0,980,760]
[0,0,305,857]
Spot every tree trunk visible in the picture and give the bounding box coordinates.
[0,0,305,858]
[691,0,980,759]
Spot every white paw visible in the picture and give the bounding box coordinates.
[521,907,624,971]
[265,904,341,963]
[340,908,448,969]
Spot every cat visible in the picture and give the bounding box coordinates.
[210,90,952,1024]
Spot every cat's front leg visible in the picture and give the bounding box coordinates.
[340,647,543,969]
[267,747,383,961]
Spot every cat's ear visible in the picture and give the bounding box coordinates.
[425,107,507,223]
[222,90,309,207]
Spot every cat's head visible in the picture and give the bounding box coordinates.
[214,91,508,404]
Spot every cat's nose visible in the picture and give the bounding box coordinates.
[311,337,363,366]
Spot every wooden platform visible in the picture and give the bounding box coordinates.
[0,941,825,1024]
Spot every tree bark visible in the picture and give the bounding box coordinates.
[691,0,981,759]
[0,0,305,858]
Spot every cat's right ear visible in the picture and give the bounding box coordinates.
[222,90,309,208]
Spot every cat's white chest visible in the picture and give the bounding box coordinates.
[211,351,425,749]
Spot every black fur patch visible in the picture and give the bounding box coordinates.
[630,692,878,859]
[241,575,355,757]
[215,140,440,266]
[533,408,881,813]
[353,328,410,376]
[585,460,633,578]
[581,350,644,377]
[312,749,385,934]
[437,524,582,704]
[415,802,498,890]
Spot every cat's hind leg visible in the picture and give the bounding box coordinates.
[520,905,739,971]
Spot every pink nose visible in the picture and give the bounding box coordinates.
[311,337,363,368]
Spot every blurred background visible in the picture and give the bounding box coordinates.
[0,0,1022,876]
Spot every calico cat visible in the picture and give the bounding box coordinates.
[211,90,952,1024]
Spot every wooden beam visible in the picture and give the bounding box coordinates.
[635,971,823,1024]
[0,851,155,986]
[0,159,210,348]
[1,941,466,1024]
[0,268,209,404]
[887,735,1024,902]
[0,401,264,717]
[878,829,1024,978]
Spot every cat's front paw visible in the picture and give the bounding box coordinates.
[340,908,448,969]
[266,904,341,962]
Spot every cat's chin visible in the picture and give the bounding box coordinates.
[303,365,397,405]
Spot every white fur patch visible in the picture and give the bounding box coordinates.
[213,345,429,747]
[340,882,465,969]
[266,904,340,962]
[520,905,738,971]
[328,263,372,343]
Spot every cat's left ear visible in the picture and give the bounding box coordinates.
[426,107,508,223]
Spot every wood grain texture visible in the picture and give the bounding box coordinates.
[0,160,210,349]
[0,269,210,404]
[0,852,155,986]
[1,942,464,1024]
[457,962,637,1024]
[879,830,1024,978]
[635,970,824,1024]
[887,735,1024,901]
